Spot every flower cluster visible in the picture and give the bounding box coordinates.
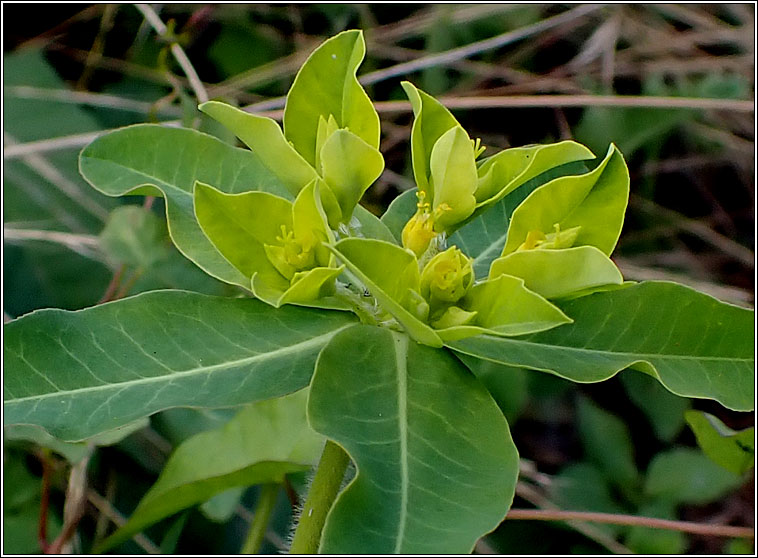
[192,29,630,346]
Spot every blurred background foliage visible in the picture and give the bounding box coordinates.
[3,4,754,554]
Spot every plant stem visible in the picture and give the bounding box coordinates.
[241,484,280,554]
[289,441,350,554]
[38,449,52,553]
[506,508,755,539]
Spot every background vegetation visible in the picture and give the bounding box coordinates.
[4,4,754,554]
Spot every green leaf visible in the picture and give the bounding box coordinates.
[489,246,623,299]
[474,141,595,207]
[79,124,293,288]
[320,129,384,225]
[309,326,519,553]
[576,396,639,492]
[644,448,743,505]
[329,238,443,347]
[198,101,317,197]
[99,205,170,268]
[456,356,528,423]
[96,389,323,552]
[4,419,148,463]
[401,81,460,195]
[284,30,380,166]
[502,144,629,256]
[447,281,755,411]
[621,370,691,442]
[3,290,356,440]
[685,411,754,475]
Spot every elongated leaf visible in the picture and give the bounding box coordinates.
[284,30,379,166]
[79,125,292,288]
[309,326,519,553]
[685,411,754,474]
[576,397,639,492]
[4,290,356,440]
[448,281,754,411]
[97,389,323,552]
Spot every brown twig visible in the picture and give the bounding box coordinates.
[506,508,755,539]
[47,449,93,553]
[38,450,52,553]
[87,489,161,554]
[98,264,125,304]
[134,3,208,103]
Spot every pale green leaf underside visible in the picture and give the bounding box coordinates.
[4,419,148,464]
[309,326,519,554]
[3,290,357,440]
[448,281,755,411]
[98,390,323,552]
[79,124,292,287]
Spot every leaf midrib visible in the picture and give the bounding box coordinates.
[450,337,753,363]
[5,324,354,405]
[392,331,409,553]
[83,155,188,196]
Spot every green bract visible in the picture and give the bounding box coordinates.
[4,28,753,557]
[194,180,346,309]
[199,30,383,229]
[400,80,598,257]
[330,238,571,345]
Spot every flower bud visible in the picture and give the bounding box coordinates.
[420,247,475,308]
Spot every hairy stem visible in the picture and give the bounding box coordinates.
[289,441,350,554]
[241,484,280,554]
